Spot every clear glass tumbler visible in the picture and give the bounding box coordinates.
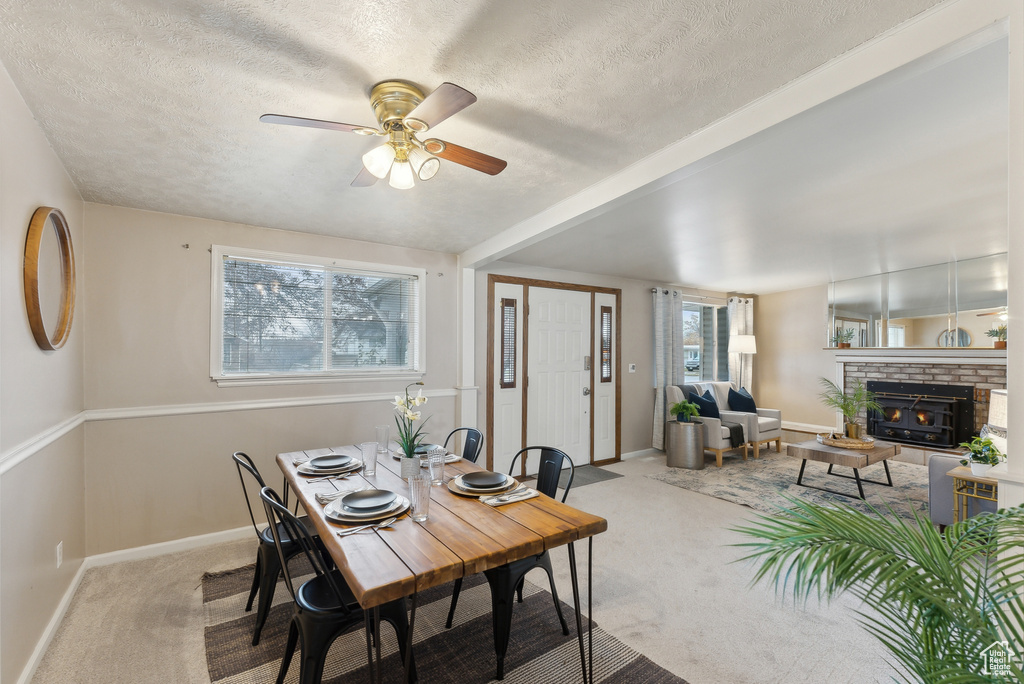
[427,446,445,485]
[409,474,431,522]
[375,425,390,457]
[360,441,377,476]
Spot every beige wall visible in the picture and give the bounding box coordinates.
[0,60,86,683]
[755,284,837,428]
[81,205,460,554]
[475,262,706,456]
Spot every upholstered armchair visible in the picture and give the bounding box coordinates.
[691,381,782,458]
[666,385,748,467]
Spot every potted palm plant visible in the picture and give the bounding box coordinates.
[669,399,700,422]
[830,328,856,348]
[959,435,1004,476]
[985,324,1007,349]
[735,499,1024,682]
[819,377,881,440]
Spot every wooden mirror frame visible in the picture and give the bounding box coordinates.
[24,206,75,350]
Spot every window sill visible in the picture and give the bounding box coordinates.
[213,371,425,388]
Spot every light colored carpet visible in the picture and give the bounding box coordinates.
[647,448,929,523]
[31,451,896,684]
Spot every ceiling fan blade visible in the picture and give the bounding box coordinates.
[403,83,477,131]
[351,166,379,187]
[260,113,379,135]
[426,139,507,175]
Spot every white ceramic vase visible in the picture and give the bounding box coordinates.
[400,457,420,479]
[970,462,992,476]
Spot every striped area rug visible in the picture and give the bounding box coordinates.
[203,562,686,684]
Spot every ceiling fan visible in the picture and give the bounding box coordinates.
[260,80,507,189]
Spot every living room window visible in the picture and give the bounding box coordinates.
[682,303,729,382]
[210,246,424,385]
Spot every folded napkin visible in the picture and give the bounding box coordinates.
[315,487,364,505]
[293,456,310,465]
[481,488,538,507]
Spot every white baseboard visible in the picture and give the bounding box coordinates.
[16,560,89,684]
[86,525,252,567]
[16,525,252,683]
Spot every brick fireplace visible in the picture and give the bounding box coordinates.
[837,352,1006,449]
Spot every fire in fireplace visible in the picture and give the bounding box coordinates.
[866,381,974,449]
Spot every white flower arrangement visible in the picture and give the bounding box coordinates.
[393,381,429,459]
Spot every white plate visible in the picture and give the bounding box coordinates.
[297,459,362,476]
[324,495,409,523]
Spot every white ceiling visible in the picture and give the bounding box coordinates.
[2,0,998,295]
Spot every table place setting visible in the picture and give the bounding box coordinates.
[323,487,410,525]
[296,453,363,477]
[480,483,538,506]
[446,470,521,498]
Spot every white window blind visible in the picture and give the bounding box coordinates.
[214,248,423,380]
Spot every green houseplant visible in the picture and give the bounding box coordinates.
[985,325,1007,349]
[669,400,700,422]
[735,499,1024,683]
[830,328,856,348]
[819,377,881,440]
[959,436,1004,476]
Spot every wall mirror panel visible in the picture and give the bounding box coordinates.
[828,253,1007,348]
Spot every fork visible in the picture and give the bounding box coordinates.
[336,516,397,537]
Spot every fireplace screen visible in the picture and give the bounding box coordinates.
[866,381,973,449]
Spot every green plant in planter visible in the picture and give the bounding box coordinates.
[734,499,1024,682]
[669,400,700,422]
[830,328,856,346]
[985,325,1007,342]
[819,378,881,435]
[958,436,1003,467]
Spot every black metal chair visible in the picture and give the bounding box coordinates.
[443,427,483,463]
[232,451,320,646]
[259,487,416,684]
[445,446,577,680]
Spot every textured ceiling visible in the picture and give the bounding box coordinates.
[0,0,945,259]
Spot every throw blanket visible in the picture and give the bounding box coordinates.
[722,421,744,448]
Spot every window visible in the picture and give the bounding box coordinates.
[211,247,424,383]
[681,303,729,382]
[600,306,612,382]
[500,298,517,388]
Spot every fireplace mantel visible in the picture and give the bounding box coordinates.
[832,348,1007,366]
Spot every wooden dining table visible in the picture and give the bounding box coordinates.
[277,443,608,683]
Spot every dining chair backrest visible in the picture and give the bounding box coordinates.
[259,487,352,615]
[508,446,574,502]
[444,427,483,464]
[233,451,268,536]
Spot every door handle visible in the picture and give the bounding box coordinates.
[582,387,591,396]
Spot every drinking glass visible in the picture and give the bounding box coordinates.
[360,441,378,476]
[427,446,445,485]
[409,474,431,522]
[375,425,390,457]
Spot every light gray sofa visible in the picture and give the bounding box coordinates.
[927,452,997,528]
[666,383,748,467]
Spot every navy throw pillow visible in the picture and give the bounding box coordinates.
[729,387,758,413]
[689,390,720,419]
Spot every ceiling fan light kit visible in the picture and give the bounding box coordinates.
[262,79,506,189]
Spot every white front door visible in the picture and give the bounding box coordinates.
[526,287,591,468]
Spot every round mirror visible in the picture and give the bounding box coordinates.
[24,207,75,350]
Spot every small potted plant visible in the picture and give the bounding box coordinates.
[819,377,881,440]
[393,381,429,478]
[985,324,1007,349]
[959,436,1003,476]
[830,328,856,348]
[669,400,700,422]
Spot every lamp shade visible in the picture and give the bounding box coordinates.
[730,334,757,354]
[988,388,1008,430]
[408,147,440,180]
[388,159,415,189]
[362,144,396,179]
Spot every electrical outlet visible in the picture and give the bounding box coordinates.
[628,363,637,373]
[56,541,63,569]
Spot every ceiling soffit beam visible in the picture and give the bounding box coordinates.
[460,0,1011,271]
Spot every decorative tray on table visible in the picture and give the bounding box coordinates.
[817,433,876,450]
